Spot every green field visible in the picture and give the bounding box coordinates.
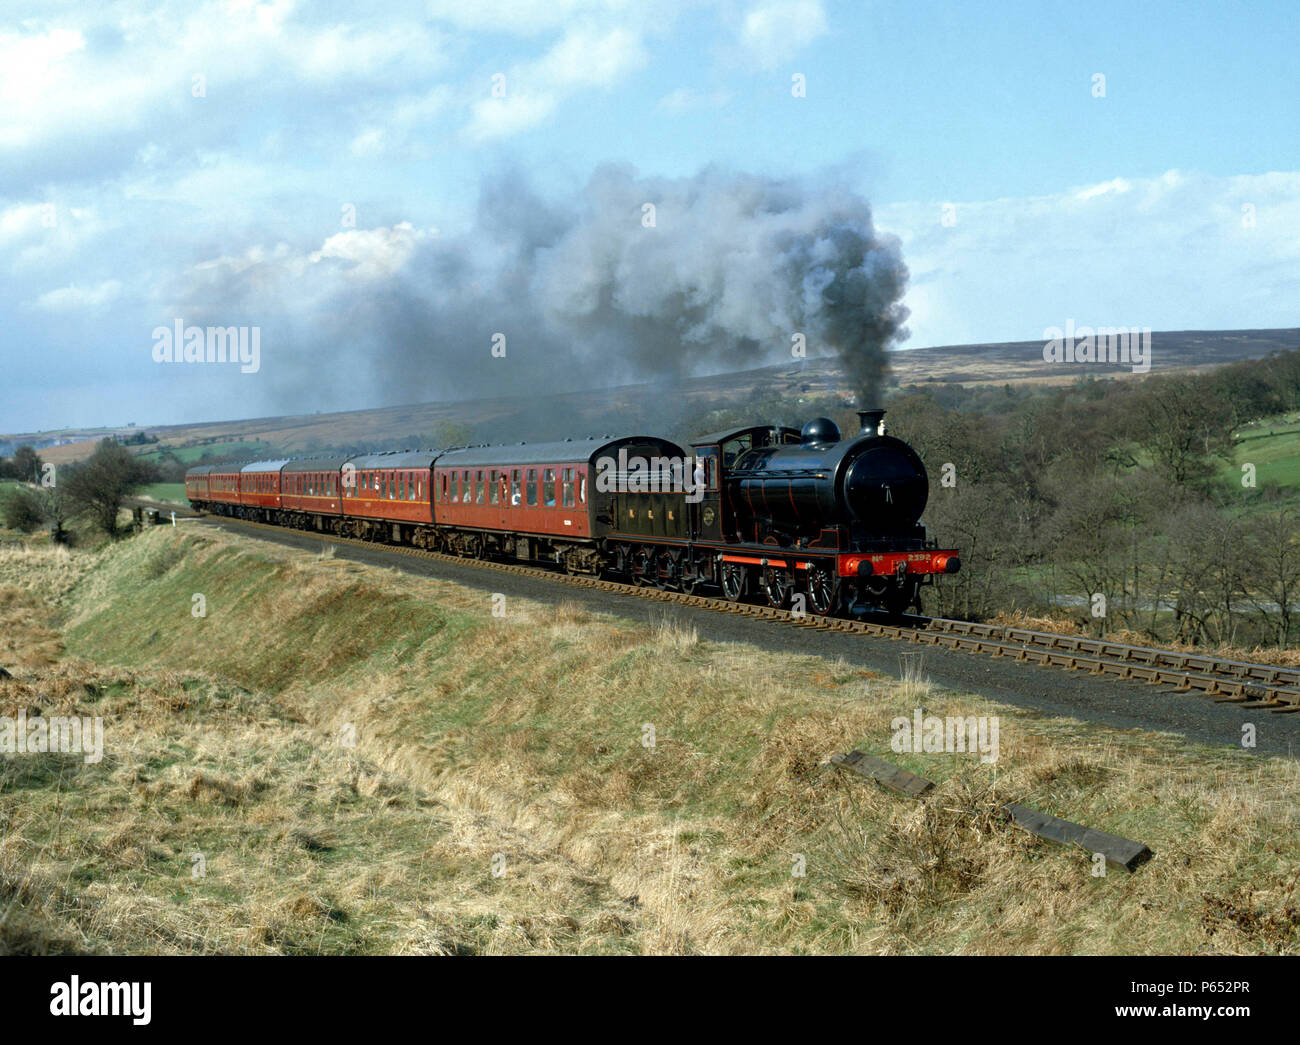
[1228,413,1300,490]
[135,482,188,504]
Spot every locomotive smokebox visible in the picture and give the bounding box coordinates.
[857,409,886,437]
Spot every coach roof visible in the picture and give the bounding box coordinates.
[282,455,351,473]
[240,459,292,473]
[344,449,448,471]
[435,435,687,469]
[185,464,217,477]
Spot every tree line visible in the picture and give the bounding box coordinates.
[872,349,1300,649]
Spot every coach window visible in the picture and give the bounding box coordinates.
[489,470,500,505]
[510,470,521,506]
[400,473,407,500]
[579,475,586,503]
[475,470,485,504]
[462,471,470,503]
[526,469,538,506]
[562,468,574,507]
[543,468,556,506]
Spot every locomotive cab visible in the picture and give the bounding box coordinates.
[689,424,801,543]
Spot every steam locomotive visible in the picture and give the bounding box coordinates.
[185,408,959,617]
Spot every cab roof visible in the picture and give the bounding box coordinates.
[435,435,686,469]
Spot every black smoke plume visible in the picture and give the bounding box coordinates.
[175,164,909,429]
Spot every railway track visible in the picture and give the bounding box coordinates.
[194,510,1300,714]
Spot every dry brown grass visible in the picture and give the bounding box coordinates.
[0,527,1297,954]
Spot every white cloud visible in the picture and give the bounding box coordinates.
[878,169,1300,350]
[424,0,662,35]
[656,87,733,112]
[34,279,122,311]
[0,3,449,159]
[464,26,649,140]
[736,0,827,69]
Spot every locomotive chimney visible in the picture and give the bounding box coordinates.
[857,408,886,437]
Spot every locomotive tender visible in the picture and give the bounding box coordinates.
[185,409,959,617]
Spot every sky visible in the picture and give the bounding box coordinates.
[2,0,1298,433]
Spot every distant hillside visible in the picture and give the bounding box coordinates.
[12,326,1299,465]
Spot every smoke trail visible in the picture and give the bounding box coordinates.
[533,165,910,405]
[172,164,909,417]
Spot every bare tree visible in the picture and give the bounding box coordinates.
[1245,509,1300,647]
[62,439,158,537]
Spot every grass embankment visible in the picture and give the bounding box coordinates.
[1,529,1298,954]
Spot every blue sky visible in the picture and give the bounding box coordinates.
[2,0,1298,433]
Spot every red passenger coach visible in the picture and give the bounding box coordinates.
[207,466,244,509]
[431,436,686,569]
[184,465,213,506]
[238,460,287,516]
[338,450,436,541]
[281,456,347,521]
[434,440,595,540]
